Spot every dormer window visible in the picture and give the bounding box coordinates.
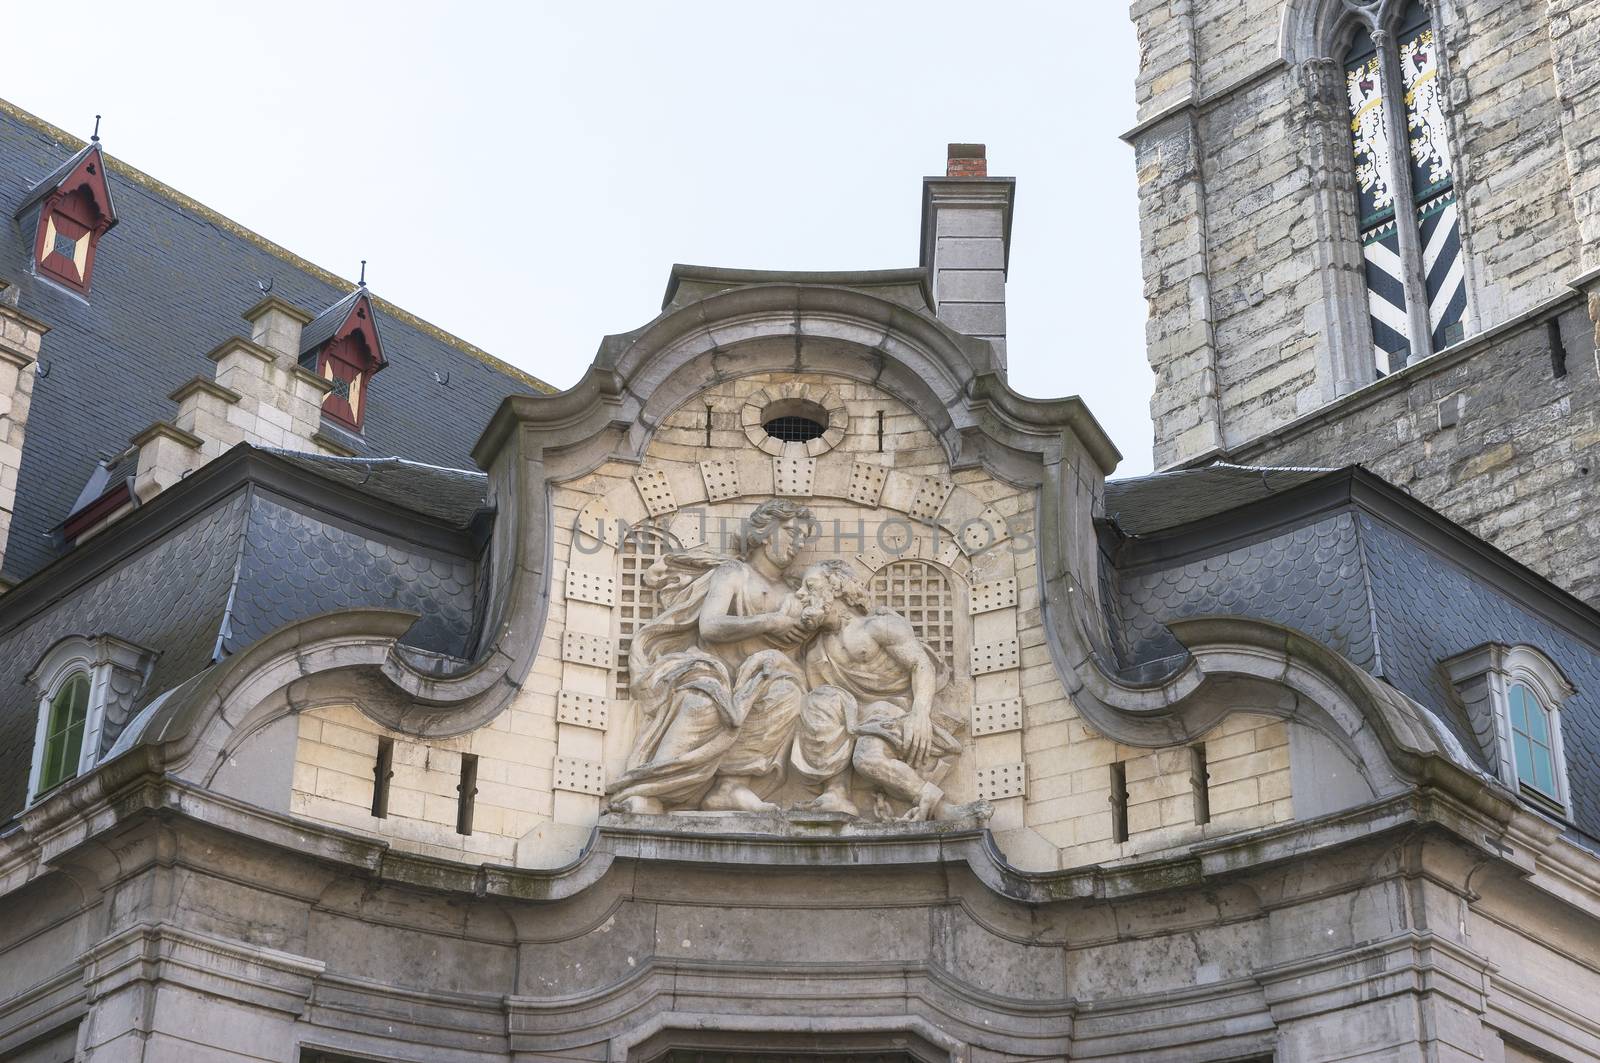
[17,142,118,296]
[299,288,386,433]
[1443,643,1574,818]
[26,634,154,804]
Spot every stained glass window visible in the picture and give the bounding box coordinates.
[1343,0,1466,375]
[37,672,90,795]
[1398,4,1467,350]
[1508,682,1558,800]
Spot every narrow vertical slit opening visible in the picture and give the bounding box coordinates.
[705,403,714,446]
[370,736,394,818]
[1109,761,1129,843]
[456,753,479,836]
[876,409,885,452]
[1190,744,1211,826]
[1549,319,1569,379]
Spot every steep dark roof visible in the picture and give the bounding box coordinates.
[0,99,549,582]
[1104,463,1337,536]
[0,446,484,826]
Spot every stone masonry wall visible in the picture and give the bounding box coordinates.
[1133,0,1597,470]
[1230,304,1600,606]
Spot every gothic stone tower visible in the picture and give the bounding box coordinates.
[1130,0,1600,604]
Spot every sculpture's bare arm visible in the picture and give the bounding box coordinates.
[877,615,936,765]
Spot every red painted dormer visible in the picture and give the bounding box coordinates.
[19,143,118,296]
[299,288,387,433]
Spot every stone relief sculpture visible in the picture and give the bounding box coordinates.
[606,499,984,822]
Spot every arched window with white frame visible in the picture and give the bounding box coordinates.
[26,634,155,805]
[1443,642,1573,818]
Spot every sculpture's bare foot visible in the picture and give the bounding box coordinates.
[798,789,859,817]
[611,795,665,815]
[702,778,780,813]
[898,782,944,822]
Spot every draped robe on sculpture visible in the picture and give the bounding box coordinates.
[607,553,807,809]
[791,622,963,781]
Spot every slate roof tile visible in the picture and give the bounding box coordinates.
[0,103,541,582]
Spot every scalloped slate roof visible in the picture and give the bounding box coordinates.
[1102,473,1600,845]
[0,102,542,583]
[0,482,480,827]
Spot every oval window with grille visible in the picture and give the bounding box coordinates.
[763,415,826,443]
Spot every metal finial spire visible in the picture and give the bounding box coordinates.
[359,259,367,286]
[91,115,101,143]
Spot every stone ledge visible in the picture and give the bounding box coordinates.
[204,335,277,366]
[167,376,242,405]
[293,365,335,394]
[128,421,203,451]
[311,429,358,457]
[242,294,314,326]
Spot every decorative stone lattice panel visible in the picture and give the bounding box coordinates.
[969,578,1017,615]
[847,462,889,507]
[975,763,1027,801]
[615,528,667,698]
[971,638,1020,675]
[971,697,1024,737]
[565,569,616,607]
[562,631,613,668]
[699,459,741,502]
[773,456,816,497]
[554,756,605,796]
[908,477,955,521]
[870,560,957,672]
[633,468,677,517]
[557,690,610,731]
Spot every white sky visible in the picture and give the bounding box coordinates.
[5,2,1154,474]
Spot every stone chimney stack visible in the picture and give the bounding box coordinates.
[243,296,311,368]
[0,284,45,589]
[920,143,1016,372]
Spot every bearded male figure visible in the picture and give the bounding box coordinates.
[606,499,818,814]
[789,559,976,822]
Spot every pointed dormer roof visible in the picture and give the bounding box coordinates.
[298,286,386,369]
[14,141,118,229]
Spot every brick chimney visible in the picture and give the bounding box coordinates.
[920,143,1015,372]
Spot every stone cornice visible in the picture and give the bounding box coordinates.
[3,766,1597,916]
